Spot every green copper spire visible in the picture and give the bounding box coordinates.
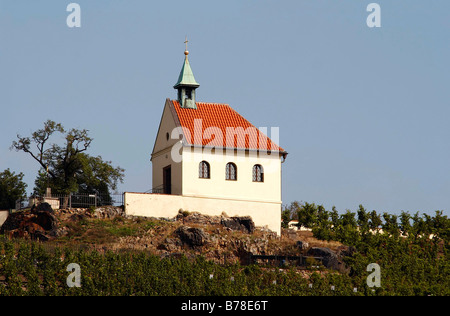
[174,51,200,89]
[174,38,199,109]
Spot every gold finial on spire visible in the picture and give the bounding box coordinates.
[184,36,189,56]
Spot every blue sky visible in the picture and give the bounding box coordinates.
[1,0,449,215]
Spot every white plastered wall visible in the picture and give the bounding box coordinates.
[181,147,282,203]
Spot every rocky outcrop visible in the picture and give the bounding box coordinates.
[221,216,255,234]
[0,202,62,241]
[175,211,256,234]
[157,238,182,252]
[32,203,58,231]
[174,226,210,248]
[58,206,125,220]
[153,220,279,264]
[307,247,339,270]
[306,246,355,273]
[2,205,355,272]
[93,206,125,219]
[175,211,221,226]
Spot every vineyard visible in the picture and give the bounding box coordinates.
[0,238,404,296]
[0,205,449,296]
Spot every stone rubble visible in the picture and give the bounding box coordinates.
[1,205,352,271]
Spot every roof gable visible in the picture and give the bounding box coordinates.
[151,99,180,156]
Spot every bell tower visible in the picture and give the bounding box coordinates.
[173,38,200,109]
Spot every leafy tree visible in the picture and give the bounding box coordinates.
[357,205,370,234]
[312,223,332,241]
[297,202,319,228]
[0,169,28,209]
[32,168,49,196]
[399,211,412,236]
[330,206,340,228]
[382,213,400,238]
[33,154,124,199]
[341,210,357,228]
[312,205,332,240]
[431,211,449,240]
[281,207,291,229]
[411,212,427,239]
[317,205,329,225]
[11,120,124,196]
[77,154,123,194]
[368,210,382,231]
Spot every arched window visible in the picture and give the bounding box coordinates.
[252,164,264,182]
[225,163,237,181]
[199,161,210,179]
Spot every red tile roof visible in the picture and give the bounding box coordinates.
[170,100,285,153]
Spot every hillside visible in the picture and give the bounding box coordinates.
[1,203,449,296]
[1,205,344,268]
[58,207,344,266]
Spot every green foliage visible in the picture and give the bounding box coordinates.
[1,206,449,296]
[285,201,320,228]
[281,208,291,229]
[282,202,450,296]
[75,154,124,196]
[312,205,450,295]
[11,119,124,197]
[0,169,27,209]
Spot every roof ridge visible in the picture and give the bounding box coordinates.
[195,101,229,106]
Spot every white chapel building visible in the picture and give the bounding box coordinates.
[124,46,288,235]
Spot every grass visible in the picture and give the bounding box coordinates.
[58,214,166,246]
[288,230,343,250]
